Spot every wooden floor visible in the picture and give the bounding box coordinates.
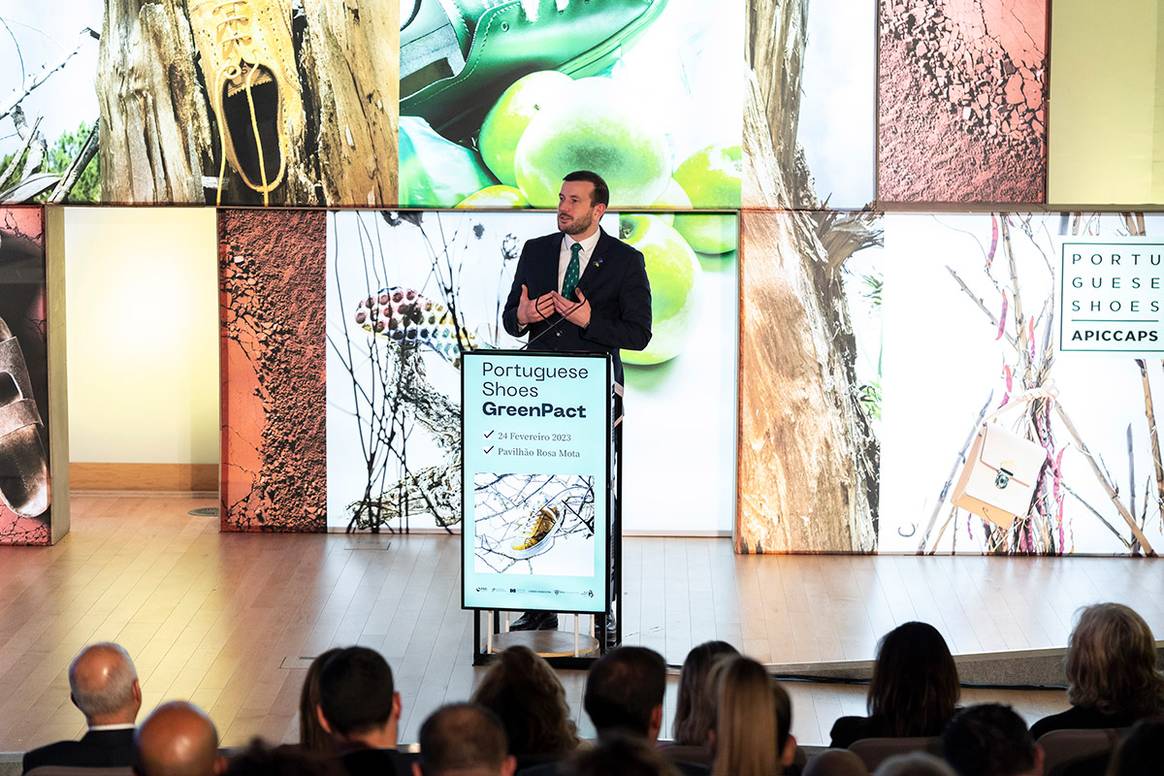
[3,495,1161,752]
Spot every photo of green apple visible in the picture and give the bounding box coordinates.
[649,179,692,225]
[514,78,672,209]
[618,214,701,366]
[673,213,739,255]
[671,146,741,253]
[397,1,741,212]
[455,185,529,209]
[478,71,573,188]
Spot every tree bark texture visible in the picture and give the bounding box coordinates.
[97,0,213,203]
[737,0,879,552]
[97,0,398,205]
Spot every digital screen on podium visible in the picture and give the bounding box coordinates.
[461,351,610,613]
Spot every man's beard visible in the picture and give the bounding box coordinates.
[559,211,593,235]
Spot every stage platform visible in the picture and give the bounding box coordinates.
[1,495,1160,752]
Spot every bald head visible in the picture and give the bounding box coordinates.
[70,642,141,725]
[134,701,222,776]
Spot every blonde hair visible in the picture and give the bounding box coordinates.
[711,656,780,776]
[1066,603,1164,716]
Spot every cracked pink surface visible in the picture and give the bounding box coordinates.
[879,0,1047,203]
[0,207,49,546]
[219,210,326,532]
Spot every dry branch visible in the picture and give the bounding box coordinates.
[1054,402,1155,554]
[0,28,97,122]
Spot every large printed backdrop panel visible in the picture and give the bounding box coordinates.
[397,0,743,210]
[0,208,52,545]
[325,210,738,534]
[28,0,1164,209]
[737,211,1164,556]
[219,209,326,531]
[743,0,876,211]
[877,0,1048,204]
[218,208,736,535]
[0,0,399,207]
[878,213,1164,556]
[220,207,1164,555]
[737,211,882,553]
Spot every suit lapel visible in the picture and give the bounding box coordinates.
[576,228,613,296]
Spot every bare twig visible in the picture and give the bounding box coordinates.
[0,28,98,122]
[946,266,1018,348]
[1061,482,1133,550]
[1054,402,1156,555]
[47,118,98,203]
[918,391,994,554]
[1136,359,1164,528]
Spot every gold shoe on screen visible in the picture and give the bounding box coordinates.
[188,0,303,205]
[512,505,559,556]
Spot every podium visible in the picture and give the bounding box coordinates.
[460,350,621,666]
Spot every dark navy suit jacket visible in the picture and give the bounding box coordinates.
[23,728,135,773]
[502,228,652,385]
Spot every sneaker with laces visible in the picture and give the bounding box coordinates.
[188,0,303,204]
[511,504,560,558]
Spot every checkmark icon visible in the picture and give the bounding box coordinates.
[483,445,494,454]
[484,429,495,439]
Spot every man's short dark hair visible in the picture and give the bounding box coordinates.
[564,732,678,776]
[419,704,508,776]
[318,647,395,737]
[583,646,666,736]
[941,704,1037,776]
[562,171,610,207]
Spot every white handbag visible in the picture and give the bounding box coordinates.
[952,390,1053,530]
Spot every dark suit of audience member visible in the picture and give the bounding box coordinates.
[1029,603,1164,741]
[23,642,142,774]
[24,728,136,772]
[315,646,411,776]
[830,622,960,749]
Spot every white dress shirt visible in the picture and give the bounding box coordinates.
[558,229,601,295]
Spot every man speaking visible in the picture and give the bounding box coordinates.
[501,170,652,635]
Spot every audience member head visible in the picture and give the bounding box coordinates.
[1066,603,1164,717]
[69,642,142,726]
[711,656,780,776]
[564,732,680,776]
[1105,716,1164,776]
[471,646,577,756]
[415,703,516,776]
[874,752,957,776]
[299,648,341,754]
[583,646,666,740]
[672,641,739,746]
[868,622,959,737]
[224,738,338,776]
[941,704,1042,776]
[316,647,401,749]
[134,701,223,776]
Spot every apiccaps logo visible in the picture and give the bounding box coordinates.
[1060,241,1164,353]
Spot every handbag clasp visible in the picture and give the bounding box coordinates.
[995,468,1013,489]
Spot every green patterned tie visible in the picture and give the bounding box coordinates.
[562,242,582,299]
